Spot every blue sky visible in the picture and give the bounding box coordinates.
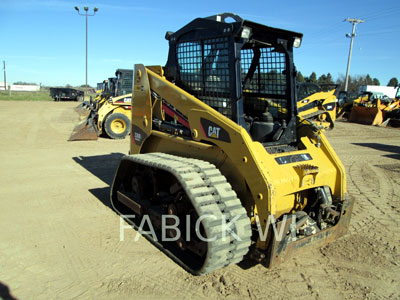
[1,0,399,87]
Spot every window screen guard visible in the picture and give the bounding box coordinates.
[176,39,290,121]
[241,47,289,120]
[176,37,232,118]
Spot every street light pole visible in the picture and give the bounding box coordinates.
[74,6,98,94]
[3,61,6,92]
[86,12,88,91]
[344,18,364,92]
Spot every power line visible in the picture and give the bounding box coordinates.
[358,29,400,36]
[358,6,400,21]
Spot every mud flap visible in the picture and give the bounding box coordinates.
[349,106,383,125]
[264,195,354,267]
[68,117,99,141]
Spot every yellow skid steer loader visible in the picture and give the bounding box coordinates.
[69,69,133,141]
[69,93,132,140]
[110,13,353,275]
[297,83,337,129]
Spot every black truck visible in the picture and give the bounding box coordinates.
[49,88,84,101]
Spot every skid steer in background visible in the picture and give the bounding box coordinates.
[110,13,353,275]
[297,83,338,129]
[75,68,133,117]
[74,79,108,117]
[69,69,133,141]
[336,91,359,118]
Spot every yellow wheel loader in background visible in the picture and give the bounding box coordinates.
[297,83,337,129]
[383,86,400,127]
[111,13,353,275]
[349,90,400,126]
[69,69,133,141]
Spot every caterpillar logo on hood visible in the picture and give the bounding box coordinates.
[208,126,221,138]
[115,97,132,104]
[200,118,231,143]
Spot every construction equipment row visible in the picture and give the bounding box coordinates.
[69,69,133,140]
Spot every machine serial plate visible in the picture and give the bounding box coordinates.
[275,153,312,165]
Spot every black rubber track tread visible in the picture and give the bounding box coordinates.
[113,152,252,275]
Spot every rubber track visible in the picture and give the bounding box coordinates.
[120,152,252,275]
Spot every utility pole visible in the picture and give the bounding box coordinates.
[344,18,364,92]
[74,6,98,95]
[2,61,6,92]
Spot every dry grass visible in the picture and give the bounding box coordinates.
[0,90,53,101]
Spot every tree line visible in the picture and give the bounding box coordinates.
[296,71,398,93]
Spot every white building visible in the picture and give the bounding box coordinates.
[0,82,41,91]
[359,85,398,99]
[10,84,40,92]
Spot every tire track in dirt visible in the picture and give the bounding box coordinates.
[319,159,400,299]
[348,161,397,232]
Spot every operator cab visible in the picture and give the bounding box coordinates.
[165,13,303,146]
[115,69,133,96]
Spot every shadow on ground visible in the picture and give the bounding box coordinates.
[0,281,18,300]
[352,143,400,160]
[72,152,260,272]
[73,153,124,209]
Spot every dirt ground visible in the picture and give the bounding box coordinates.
[0,101,399,300]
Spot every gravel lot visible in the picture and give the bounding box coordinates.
[0,101,399,300]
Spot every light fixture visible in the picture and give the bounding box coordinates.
[241,27,252,39]
[293,37,302,48]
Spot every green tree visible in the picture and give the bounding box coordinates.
[387,77,399,87]
[326,73,334,85]
[372,78,380,85]
[13,81,37,85]
[317,74,326,85]
[317,73,335,91]
[336,74,362,93]
[308,72,317,83]
[365,74,373,85]
[296,71,305,83]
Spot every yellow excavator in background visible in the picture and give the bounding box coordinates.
[297,83,337,129]
[69,69,133,140]
[110,13,353,275]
